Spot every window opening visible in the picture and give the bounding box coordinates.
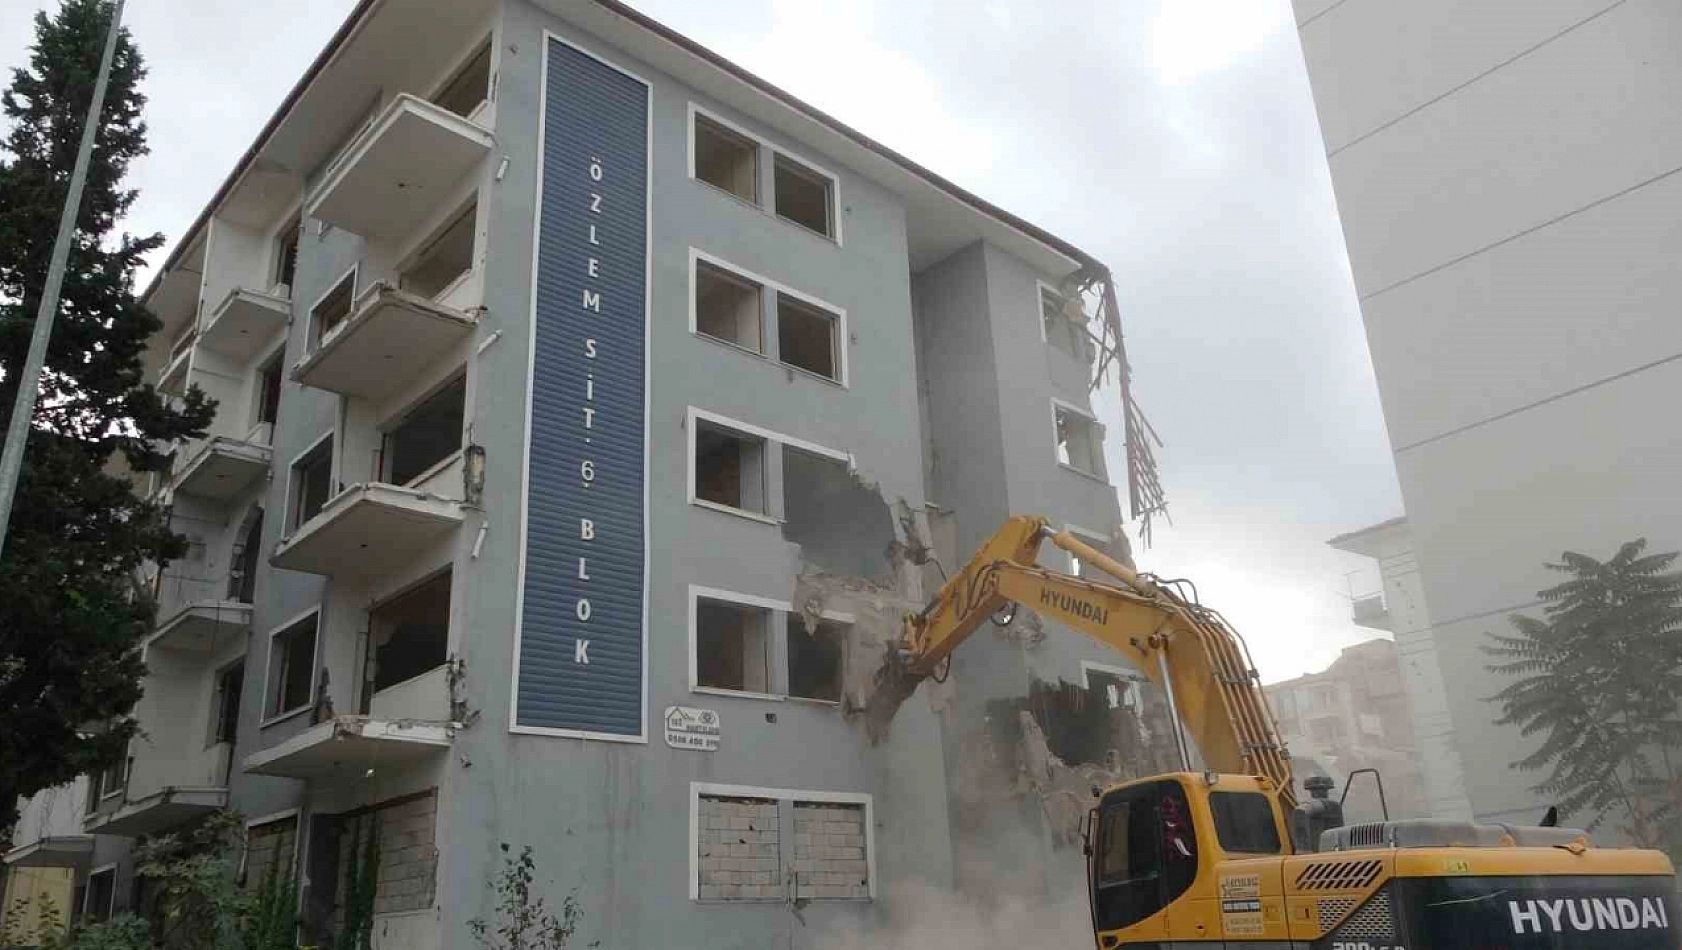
[368,570,451,699]
[83,867,116,923]
[695,598,772,693]
[383,376,466,486]
[214,660,245,745]
[228,508,264,603]
[695,261,763,352]
[694,420,767,515]
[1055,405,1101,476]
[773,155,834,237]
[693,114,758,202]
[781,448,895,578]
[311,272,356,349]
[273,218,300,294]
[787,617,842,702]
[434,42,492,119]
[267,613,318,719]
[401,204,476,300]
[1042,286,1089,362]
[255,352,283,429]
[289,438,333,530]
[777,296,839,381]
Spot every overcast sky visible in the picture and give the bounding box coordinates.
[0,0,1403,681]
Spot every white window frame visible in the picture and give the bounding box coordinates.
[307,263,359,351]
[686,102,844,247]
[688,249,849,387]
[284,429,336,534]
[377,369,468,489]
[268,207,303,297]
[1049,397,1107,483]
[686,407,851,526]
[1061,523,1111,576]
[365,564,456,701]
[687,585,854,703]
[260,607,322,727]
[83,862,118,920]
[689,783,875,902]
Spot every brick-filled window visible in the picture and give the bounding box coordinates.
[692,786,871,903]
[331,792,438,924]
[696,796,780,902]
[791,802,869,900]
[244,815,298,891]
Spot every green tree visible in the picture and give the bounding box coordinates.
[0,0,214,836]
[1484,539,1682,860]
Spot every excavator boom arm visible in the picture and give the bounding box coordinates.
[902,516,1294,807]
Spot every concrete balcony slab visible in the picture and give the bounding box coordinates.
[306,94,492,244]
[149,601,252,655]
[3,835,94,869]
[173,437,271,501]
[243,717,451,782]
[201,288,289,361]
[271,482,463,578]
[84,786,228,838]
[292,283,478,400]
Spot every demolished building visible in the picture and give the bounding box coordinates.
[3,0,1174,944]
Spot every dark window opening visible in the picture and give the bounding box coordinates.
[1042,287,1090,362]
[401,205,475,300]
[383,376,466,486]
[96,759,126,800]
[256,353,283,429]
[311,272,356,348]
[777,296,838,381]
[290,438,333,530]
[228,508,264,604]
[274,218,300,293]
[694,114,758,202]
[214,661,244,745]
[434,42,492,118]
[695,599,771,693]
[1092,780,1198,933]
[84,868,116,923]
[694,420,767,514]
[695,261,763,352]
[787,617,842,702]
[369,571,451,697]
[1209,791,1283,855]
[267,614,318,719]
[774,155,833,237]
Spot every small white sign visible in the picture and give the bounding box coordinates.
[664,705,720,751]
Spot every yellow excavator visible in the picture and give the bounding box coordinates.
[871,516,1678,949]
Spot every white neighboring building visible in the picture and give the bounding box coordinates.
[1328,518,1471,821]
[1295,0,1682,828]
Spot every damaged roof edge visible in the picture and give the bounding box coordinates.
[141,0,1103,306]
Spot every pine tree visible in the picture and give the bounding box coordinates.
[1484,539,1682,860]
[0,0,214,837]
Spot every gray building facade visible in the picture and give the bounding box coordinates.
[4,1,1174,945]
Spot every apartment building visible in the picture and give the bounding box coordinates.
[4,1,1165,945]
[1293,0,1682,830]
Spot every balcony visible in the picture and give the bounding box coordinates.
[200,288,289,362]
[306,94,492,244]
[243,716,450,782]
[271,482,464,578]
[84,785,228,838]
[158,345,191,397]
[3,835,94,870]
[1351,592,1391,631]
[292,283,478,401]
[172,437,271,502]
[150,601,252,654]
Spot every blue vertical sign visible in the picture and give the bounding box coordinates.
[514,37,649,740]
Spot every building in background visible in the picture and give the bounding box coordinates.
[1292,0,1682,831]
[1265,637,1425,822]
[1327,517,1471,821]
[7,0,1170,944]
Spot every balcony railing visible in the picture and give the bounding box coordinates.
[306,94,493,244]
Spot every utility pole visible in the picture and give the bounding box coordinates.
[0,0,127,558]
